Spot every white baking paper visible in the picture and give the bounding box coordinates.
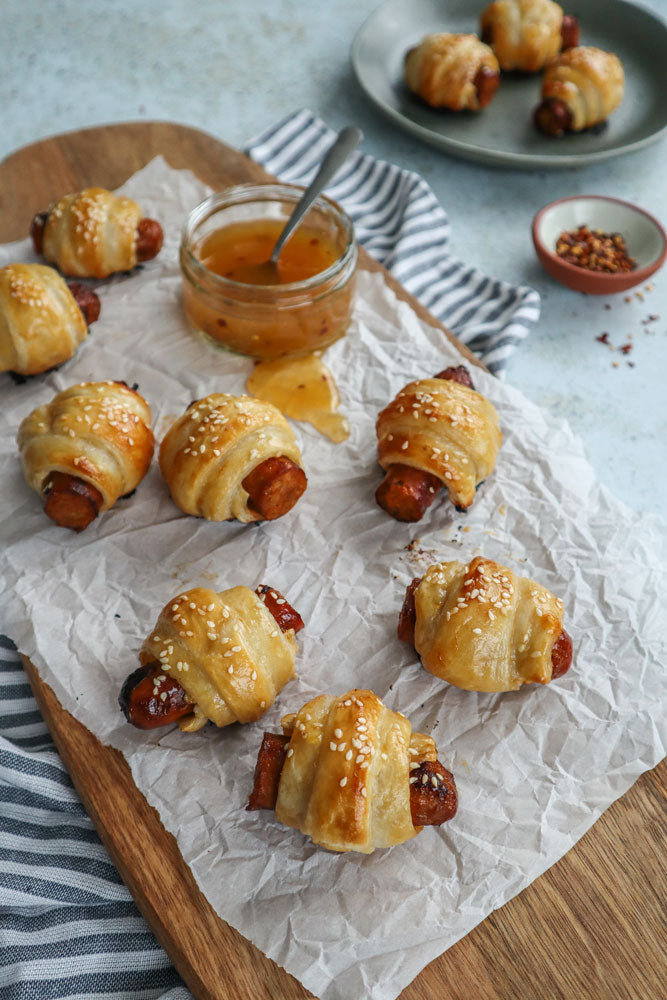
[0,158,665,1000]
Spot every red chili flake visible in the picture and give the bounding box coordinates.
[555,225,636,273]
[596,332,610,344]
[619,343,633,354]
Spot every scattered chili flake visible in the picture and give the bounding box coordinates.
[555,224,636,273]
[596,332,610,344]
[619,343,633,354]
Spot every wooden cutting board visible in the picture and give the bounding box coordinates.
[1,122,664,1000]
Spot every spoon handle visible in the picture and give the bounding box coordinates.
[270,126,363,264]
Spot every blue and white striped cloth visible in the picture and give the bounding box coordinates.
[247,109,540,377]
[0,111,540,998]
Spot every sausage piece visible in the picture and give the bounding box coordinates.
[120,585,303,729]
[135,218,164,263]
[474,65,500,108]
[409,760,458,826]
[42,471,104,532]
[534,97,574,137]
[560,14,579,51]
[66,281,101,325]
[397,577,421,643]
[242,455,307,520]
[376,365,475,522]
[376,464,442,523]
[30,212,48,255]
[119,662,194,730]
[255,585,305,634]
[246,733,458,829]
[246,732,290,810]
[550,628,573,679]
[433,365,475,389]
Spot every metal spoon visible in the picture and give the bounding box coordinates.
[229,125,362,285]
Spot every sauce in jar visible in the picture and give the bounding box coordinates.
[197,220,341,285]
[180,186,357,360]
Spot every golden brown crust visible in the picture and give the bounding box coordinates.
[405,33,499,110]
[376,378,501,510]
[275,689,438,853]
[0,263,87,375]
[413,556,565,692]
[17,380,154,515]
[139,586,298,731]
[480,0,563,72]
[41,187,143,278]
[159,393,305,523]
[540,46,625,131]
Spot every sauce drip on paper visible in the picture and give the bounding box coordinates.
[247,355,350,443]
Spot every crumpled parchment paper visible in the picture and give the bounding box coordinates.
[0,158,665,1000]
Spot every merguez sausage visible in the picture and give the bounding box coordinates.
[42,471,104,532]
[242,456,307,520]
[135,218,164,262]
[66,281,101,325]
[246,732,290,810]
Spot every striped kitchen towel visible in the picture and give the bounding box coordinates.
[0,636,191,1000]
[247,109,541,377]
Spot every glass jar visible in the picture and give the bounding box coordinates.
[179,184,357,359]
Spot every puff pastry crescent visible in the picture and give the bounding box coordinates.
[139,586,298,732]
[480,0,564,72]
[18,380,154,521]
[411,556,568,691]
[376,376,502,511]
[40,187,143,278]
[0,264,87,376]
[538,46,625,132]
[405,33,500,110]
[159,393,306,523]
[275,690,440,853]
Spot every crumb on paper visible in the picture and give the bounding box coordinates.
[498,505,506,516]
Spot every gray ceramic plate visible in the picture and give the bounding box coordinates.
[352,0,667,168]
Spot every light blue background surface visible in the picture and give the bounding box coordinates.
[3,0,666,515]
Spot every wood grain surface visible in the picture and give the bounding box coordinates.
[2,122,665,1000]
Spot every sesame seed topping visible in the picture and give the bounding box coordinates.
[409,776,417,784]
[345,750,352,760]
[472,627,482,634]
[227,665,234,674]
[286,748,294,758]
[334,728,343,738]
[160,692,167,702]
[431,775,439,788]
[421,773,428,784]
[360,787,367,797]
[329,742,337,751]
[339,777,347,787]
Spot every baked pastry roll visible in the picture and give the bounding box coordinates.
[120,585,302,732]
[247,689,457,854]
[30,187,163,278]
[18,380,154,531]
[399,556,573,692]
[375,366,502,522]
[405,33,500,110]
[160,393,307,523]
[480,0,579,73]
[534,47,625,136]
[0,263,100,376]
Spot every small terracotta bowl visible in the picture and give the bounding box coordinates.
[532,195,666,294]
